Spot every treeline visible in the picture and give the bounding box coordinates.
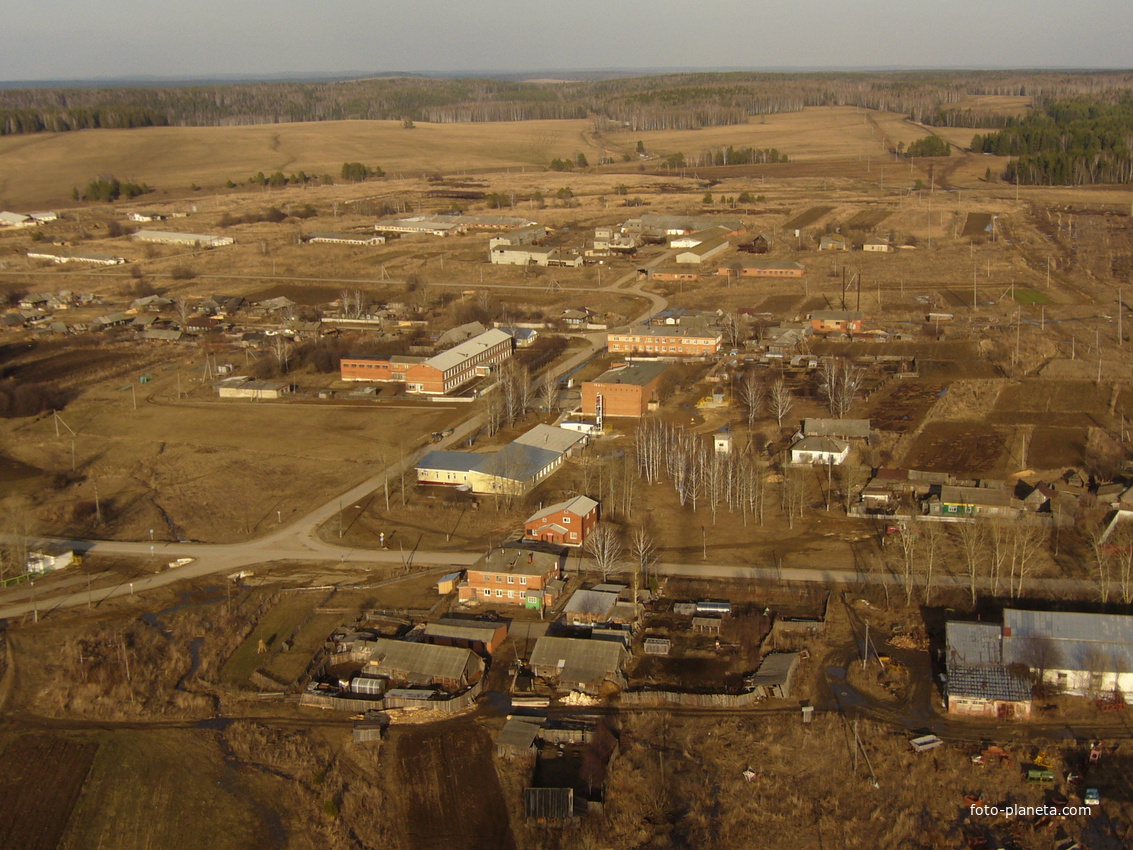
[901,135,951,157]
[4,71,1133,136]
[971,96,1133,185]
[75,176,152,202]
[689,146,788,167]
[0,105,168,135]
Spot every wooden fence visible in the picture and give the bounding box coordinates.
[620,688,761,709]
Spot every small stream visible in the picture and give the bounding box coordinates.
[141,586,225,691]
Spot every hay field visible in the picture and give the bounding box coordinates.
[0,106,1000,209]
[0,118,595,208]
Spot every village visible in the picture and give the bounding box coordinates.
[2,105,1133,849]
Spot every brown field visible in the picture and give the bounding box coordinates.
[0,735,98,850]
[59,729,299,850]
[867,381,948,433]
[902,420,1007,474]
[389,719,515,850]
[783,205,835,230]
[962,211,995,237]
[842,208,893,230]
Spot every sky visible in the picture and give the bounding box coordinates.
[1,0,1130,82]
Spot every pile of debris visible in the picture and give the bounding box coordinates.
[890,626,928,650]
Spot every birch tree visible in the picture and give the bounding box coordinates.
[584,522,624,581]
[769,378,794,428]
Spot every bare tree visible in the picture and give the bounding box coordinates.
[271,334,292,373]
[540,376,560,413]
[891,522,921,606]
[738,370,765,430]
[584,522,624,581]
[953,520,986,606]
[173,298,192,329]
[769,378,794,429]
[921,522,948,605]
[817,357,864,419]
[0,495,33,581]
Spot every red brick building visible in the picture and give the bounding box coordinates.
[524,496,599,546]
[459,545,565,610]
[808,310,864,334]
[340,328,512,394]
[581,361,668,418]
[719,259,805,279]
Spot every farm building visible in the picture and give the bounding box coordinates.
[944,621,1034,720]
[808,311,864,334]
[459,543,566,609]
[214,377,291,399]
[529,636,627,693]
[423,618,508,656]
[720,260,805,279]
[497,717,542,758]
[490,224,547,248]
[748,652,802,699]
[581,361,668,419]
[490,245,583,268]
[625,214,744,238]
[669,226,731,249]
[27,249,125,266]
[675,237,729,265]
[128,211,167,222]
[340,328,512,394]
[1002,609,1133,700]
[375,216,466,236]
[590,226,637,255]
[789,436,850,465]
[648,268,699,283]
[524,495,600,546]
[132,230,234,248]
[305,232,386,246]
[819,234,848,251]
[863,237,892,253]
[0,212,33,227]
[360,639,483,690]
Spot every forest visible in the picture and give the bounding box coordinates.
[3,70,1133,136]
[971,96,1133,185]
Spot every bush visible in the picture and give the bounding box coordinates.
[169,264,196,280]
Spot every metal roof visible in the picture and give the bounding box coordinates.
[425,328,513,374]
[803,418,871,438]
[946,621,1003,667]
[940,486,1013,508]
[512,424,586,455]
[425,619,506,642]
[497,718,541,751]
[476,442,560,483]
[563,590,620,618]
[366,639,481,682]
[473,546,562,577]
[526,496,598,524]
[417,450,483,473]
[791,436,850,454]
[530,636,625,685]
[749,652,800,687]
[1003,608,1133,673]
[948,665,1032,702]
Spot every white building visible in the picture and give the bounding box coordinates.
[27,549,74,575]
[789,436,850,465]
[490,245,582,268]
[133,230,234,249]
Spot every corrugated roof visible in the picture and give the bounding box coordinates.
[946,621,1003,667]
[476,443,560,483]
[526,495,598,524]
[425,328,513,374]
[417,450,483,473]
[563,589,619,618]
[530,636,625,685]
[749,652,800,687]
[941,486,1013,508]
[367,639,480,682]
[948,665,1032,702]
[497,718,541,751]
[512,424,586,454]
[425,619,505,642]
[803,418,871,438]
[1003,608,1133,673]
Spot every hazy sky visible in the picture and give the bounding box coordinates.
[1,0,1129,81]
